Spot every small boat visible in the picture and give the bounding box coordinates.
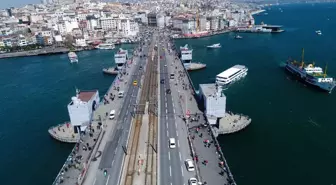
[68,52,78,63]
[207,43,221,48]
[95,43,115,50]
[315,30,322,35]
[235,35,243,39]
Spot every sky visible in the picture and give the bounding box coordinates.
[0,0,40,9]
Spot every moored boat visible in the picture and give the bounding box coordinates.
[234,35,243,39]
[95,43,115,50]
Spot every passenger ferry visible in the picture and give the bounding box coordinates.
[207,43,221,48]
[216,65,248,86]
[95,43,115,50]
[68,52,78,63]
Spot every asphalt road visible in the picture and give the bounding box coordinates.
[93,41,150,185]
[158,33,196,185]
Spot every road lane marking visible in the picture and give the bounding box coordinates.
[166,109,167,114]
[176,131,178,137]
[167,130,169,136]
[172,102,174,108]
[173,108,175,114]
[178,140,180,147]
[181,166,184,176]
[105,175,110,185]
[93,178,96,185]
[165,102,167,107]
[179,152,182,161]
[175,122,177,127]
[166,123,168,129]
[168,152,170,160]
[169,166,172,176]
[112,160,114,165]
[166,116,168,121]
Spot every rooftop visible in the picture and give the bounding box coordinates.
[77,90,97,102]
[199,83,225,98]
[216,65,246,78]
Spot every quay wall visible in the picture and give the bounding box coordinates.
[175,48,237,185]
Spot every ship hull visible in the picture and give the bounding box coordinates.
[285,64,335,93]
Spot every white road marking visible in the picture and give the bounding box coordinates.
[105,175,110,185]
[93,178,96,185]
[126,110,129,115]
[181,166,184,176]
[175,122,177,127]
[179,152,182,161]
[166,109,168,114]
[165,102,167,107]
[172,102,174,108]
[169,166,172,176]
[166,116,168,121]
[167,130,169,136]
[171,183,173,185]
[176,131,178,137]
[168,152,170,160]
[112,160,114,165]
[178,140,180,147]
[173,109,175,114]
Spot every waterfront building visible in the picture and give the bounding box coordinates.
[67,90,100,133]
[74,36,86,47]
[147,13,157,27]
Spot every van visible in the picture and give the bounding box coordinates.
[185,159,195,172]
[169,138,176,149]
[118,91,124,98]
[109,110,115,120]
[170,73,175,79]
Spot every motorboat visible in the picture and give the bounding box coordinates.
[235,35,243,39]
[207,43,221,49]
[68,52,78,63]
[315,30,322,35]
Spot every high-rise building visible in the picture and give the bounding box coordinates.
[6,8,12,17]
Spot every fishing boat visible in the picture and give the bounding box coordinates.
[207,43,221,48]
[234,35,243,39]
[285,48,335,93]
[315,30,322,35]
[68,52,78,63]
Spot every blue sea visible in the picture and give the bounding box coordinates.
[0,3,336,185]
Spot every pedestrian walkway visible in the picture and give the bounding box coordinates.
[52,48,141,185]
[164,40,235,185]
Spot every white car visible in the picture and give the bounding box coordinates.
[188,177,198,185]
[185,159,195,172]
[169,138,176,149]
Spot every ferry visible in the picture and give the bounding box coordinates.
[179,44,206,71]
[216,65,248,86]
[95,43,115,50]
[315,30,322,35]
[285,48,335,93]
[114,48,128,70]
[207,43,221,49]
[68,52,78,63]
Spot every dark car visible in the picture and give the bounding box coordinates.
[166,89,171,94]
[160,79,164,84]
[139,66,143,70]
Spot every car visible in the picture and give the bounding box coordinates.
[139,66,143,70]
[109,110,115,120]
[169,138,176,148]
[185,159,195,171]
[118,91,124,98]
[164,64,167,67]
[166,89,171,94]
[160,79,164,84]
[188,178,198,185]
[133,80,138,86]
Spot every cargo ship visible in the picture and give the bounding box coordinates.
[285,48,335,93]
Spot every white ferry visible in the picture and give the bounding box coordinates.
[216,65,248,86]
[207,43,221,48]
[68,52,78,63]
[114,48,128,70]
[95,43,115,50]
